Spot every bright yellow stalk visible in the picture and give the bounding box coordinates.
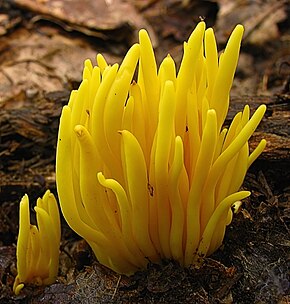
[175,22,205,138]
[56,22,266,275]
[185,109,218,266]
[169,136,185,264]
[13,191,60,295]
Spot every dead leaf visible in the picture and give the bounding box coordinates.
[13,0,154,42]
[215,0,287,44]
[0,27,120,105]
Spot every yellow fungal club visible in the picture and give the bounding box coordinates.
[56,22,266,275]
[13,190,60,295]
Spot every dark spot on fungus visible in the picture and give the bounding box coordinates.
[147,183,154,197]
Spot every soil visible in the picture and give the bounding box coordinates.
[0,0,289,303]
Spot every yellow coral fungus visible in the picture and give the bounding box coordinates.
[13,190,60,295]
[56,22,266,275]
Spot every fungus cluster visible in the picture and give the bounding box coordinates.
[14,21,266,292]
[56,22,266,274]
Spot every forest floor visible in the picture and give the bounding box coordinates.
[0,0,289,303]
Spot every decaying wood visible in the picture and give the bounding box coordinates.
[0,92,289,202]
[1,93,289,161]
[226,94,290,161]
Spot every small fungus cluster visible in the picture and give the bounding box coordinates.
[13,21,266,292]
[13,191,60,295]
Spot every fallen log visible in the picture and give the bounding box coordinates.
[0,92,289,202]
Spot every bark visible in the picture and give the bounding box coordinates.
[0,92,289,202]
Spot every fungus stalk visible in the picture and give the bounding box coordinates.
[13,190,60,295]
[56,22,266,275]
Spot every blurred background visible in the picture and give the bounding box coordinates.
[0,0,289,101]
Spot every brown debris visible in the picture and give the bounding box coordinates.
[13,0,153,41]
[0,27,121,105]
[215,0,288,44]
